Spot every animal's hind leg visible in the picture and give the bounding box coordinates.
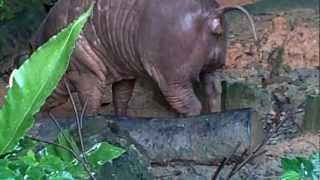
[112,79,136,116]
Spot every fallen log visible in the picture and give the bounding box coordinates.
[32,108,265,165]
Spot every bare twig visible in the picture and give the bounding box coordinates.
[49,113,79,153]
[63,79,80,122]
[227,148,249,179]
[63,81,92,178]
[212,142,241,180]
[212,158,227,180]
[226,111,291,179]
[80,97,88,129]
[63,80,85,152]
[48,113,96,180]
[27,136,78,159]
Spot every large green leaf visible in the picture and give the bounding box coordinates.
[0,3,94,155]
[281,156,317,180]
[281,158,302,173]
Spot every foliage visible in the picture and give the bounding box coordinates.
[46,132,126,179]
[310,153,320,179]
[0,0,49,21]
[0,136,125,179]
[0,2,93,155]
[281,153,320,180]
[0,2,126,179]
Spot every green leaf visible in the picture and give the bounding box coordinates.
[281,157,302,173]
[21,150,37,167]
[48,171,75,180]
[38,154,65,173]
[47,130,80,163]
[6,159,28,176]
[14,138,38,156]
[281,170,301,180]
[0,3,94,155]
[25,166,44,180]
[65,164,88,179]
[85,142,126,170]
[0,166,16,180]
[310,153,320,179]
[0,159,23,180]
[296,157,314,177]
[66,142,126,178]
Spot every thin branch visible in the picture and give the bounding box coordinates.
[212,142,241,180]
[227,148,248,179]
[78,98,91,167]
[63,80,85,153]
[63,81,92,178]
[49,113,79,153]
[27,136,78,159]
[48,113,96,180]
[80,97,88,129]
[212,158,227,180]
[226,111,291,179]
[63,79,80,122]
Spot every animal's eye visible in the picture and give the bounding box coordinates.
[209,18,223,34]
[211,19,220,29]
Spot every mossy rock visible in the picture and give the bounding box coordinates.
[244,0,319,14]
[221,81,271,113]
[303,95,320,133]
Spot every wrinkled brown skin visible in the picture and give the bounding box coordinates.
[33,0,232,116]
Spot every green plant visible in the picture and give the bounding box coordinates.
[0,3,125,179]
[0,136,125,179]
[281,153,319,180]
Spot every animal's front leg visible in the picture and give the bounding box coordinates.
[112,79,136,116]
[68,72,105,115]
[200,73,221,113]
[160,81,202,116]
[42,77,70,115]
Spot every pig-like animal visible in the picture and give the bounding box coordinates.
[33,0,257,116]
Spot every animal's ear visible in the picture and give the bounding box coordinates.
[208,17,223,35]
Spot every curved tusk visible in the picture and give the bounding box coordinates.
[216,5,258,42]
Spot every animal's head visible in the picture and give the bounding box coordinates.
[207,5,257,40]
[201,5,258,72]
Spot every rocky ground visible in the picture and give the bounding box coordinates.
[0,1,319,179]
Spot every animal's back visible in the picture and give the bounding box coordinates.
[34,0,147,80]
